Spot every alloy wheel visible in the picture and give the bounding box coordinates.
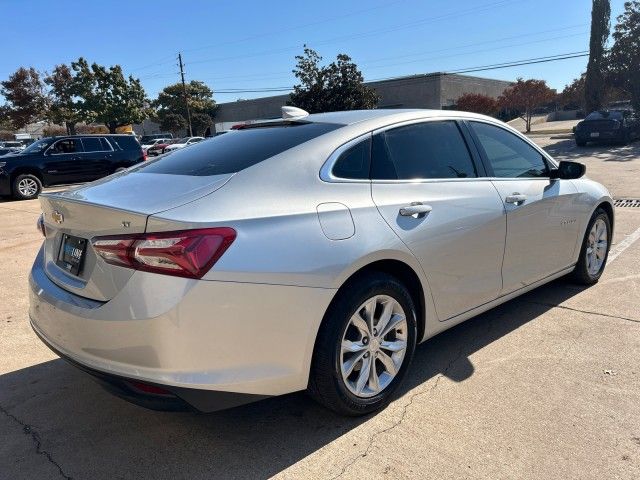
[586,218,608,276]
[340,295,408,398]
[18,178,39,197]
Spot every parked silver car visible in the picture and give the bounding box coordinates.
[29,108,613,415]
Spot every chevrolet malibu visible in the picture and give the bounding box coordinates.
[30,108,613,416]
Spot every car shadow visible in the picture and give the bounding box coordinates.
[0,278,587,479]
[542,138,640,162]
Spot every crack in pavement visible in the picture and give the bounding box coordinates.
[0,403,72,479]
[329,326,475,479]
[526,301,640,324]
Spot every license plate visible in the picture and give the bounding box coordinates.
[57,234,87,276]
[590,132,600,138]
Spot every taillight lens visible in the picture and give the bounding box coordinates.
[92,228,236,279]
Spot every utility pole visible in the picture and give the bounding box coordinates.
[178,52,193,136]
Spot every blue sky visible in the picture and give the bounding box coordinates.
[0,0,629,104]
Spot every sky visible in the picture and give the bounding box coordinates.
[0,0,630,104]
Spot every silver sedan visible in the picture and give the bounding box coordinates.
[29,108,613,415]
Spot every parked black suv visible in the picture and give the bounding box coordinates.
[0,135,144,200]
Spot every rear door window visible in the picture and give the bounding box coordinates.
[81,137,110,152]
[138,122,341,176]
[469,122,549,178]
[371,121,477,180]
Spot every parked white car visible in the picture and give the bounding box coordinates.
[163,136,205,152]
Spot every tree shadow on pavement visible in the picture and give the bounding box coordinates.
[0,279,587,480]
[542,139,640,162]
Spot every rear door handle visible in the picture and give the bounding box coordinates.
[505,193,527,204]
[399,203,433,217]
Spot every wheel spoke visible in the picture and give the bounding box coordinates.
[350,313,369,336]
[380,313,405,339]
[342,350,367,377]
[377,351,398,376]
[368,357,380,393]
[342,339,367,354]
[375,300,394,337]
[355,356,371,394]
[363,297,376,334]
[380,339,407,353]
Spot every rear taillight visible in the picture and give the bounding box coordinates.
[92,228,236,279]
[141,149,148,161]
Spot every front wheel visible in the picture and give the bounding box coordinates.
[12,173,42,200]
[570,208,611,285]
[308,272,417,416]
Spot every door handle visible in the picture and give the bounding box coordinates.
[505,193,527,204]
[399,203,433,217]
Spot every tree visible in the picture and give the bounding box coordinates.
[454,93,499,116]
[191,112,212,136]
[0,67,48,129]
[44,64,82,135]
[560,72,627,110]
[153,81,216,135]
[70,57,149,133]
[585,0,611,112]
[290,46,379,112]
[499,78,556,133]
[160,113,187,135]
[608,1,640,111]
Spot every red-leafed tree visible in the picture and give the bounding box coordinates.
[455,93,499,116]
[499,78,556,133]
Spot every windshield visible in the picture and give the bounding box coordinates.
[20,138,53,154]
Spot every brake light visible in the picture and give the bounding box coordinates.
[92,228,236,278]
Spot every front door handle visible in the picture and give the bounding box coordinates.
[505,193,527,204]
[399,203,433,217]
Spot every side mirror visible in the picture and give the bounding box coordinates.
[550,160,586,180]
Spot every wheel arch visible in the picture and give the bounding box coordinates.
[11,167,44,185]
[595,200,614,237]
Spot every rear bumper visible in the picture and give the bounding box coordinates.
[29,246,335,409]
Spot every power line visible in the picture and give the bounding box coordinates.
[210,51,590,94]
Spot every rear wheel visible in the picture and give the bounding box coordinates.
[570,208,611,285]
[12,173,42,200]
[308,272,417,416]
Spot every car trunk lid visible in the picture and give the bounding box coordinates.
[39,171,233,301]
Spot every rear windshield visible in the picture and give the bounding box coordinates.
[585,111,623,120]
[137,122,341,176]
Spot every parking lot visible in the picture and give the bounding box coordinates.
[1,137,639,480]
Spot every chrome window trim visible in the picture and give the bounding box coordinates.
[319,133,372,183]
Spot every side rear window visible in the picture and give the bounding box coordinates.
[109,136,140,151]
[81,137,109,152]
[137,122,341,176]
[371,121,477,180]
[331,137,371,179]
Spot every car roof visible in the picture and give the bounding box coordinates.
[303,108,494,125]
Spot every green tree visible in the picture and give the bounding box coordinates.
[0,67,48,129]
[44,64,82,135]
[290,46,379,113]
[498,78,556,133]
[608,1,640,111]
[585,0,611,113]
[153,81,216,135]
[191,112,212,136]
[160,113,187,135]
[70,57,148,133]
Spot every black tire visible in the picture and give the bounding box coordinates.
[620,130,630,146]
[12,173,42,200]
[570,207,611,285]
[308,272,417,416]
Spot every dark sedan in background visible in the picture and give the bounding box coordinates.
[574,110,640,146]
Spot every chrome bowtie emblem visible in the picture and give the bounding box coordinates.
[51,210,64,224]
